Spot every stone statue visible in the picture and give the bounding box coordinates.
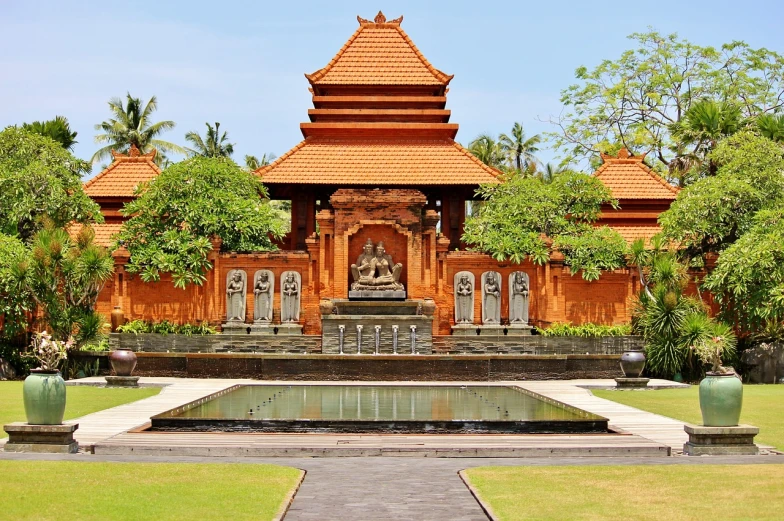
[509,271,530,325]
[351,239,376,286]
[281,271,301,323]
[225,270,247,322]
[253,270,274,323]
[482,271,501,324]
[350,239,404,291]
[454,271,475,324]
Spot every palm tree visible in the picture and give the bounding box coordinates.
[467,134,507,171]
[245,153,276,171]
[185,122,235,158]
[538,163,567,184]
[668,99,740,178]
[22,116,78,150]
[498,122,542,172]
[757,113,784,143]
[93,93,186,163]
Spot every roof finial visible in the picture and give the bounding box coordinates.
[375,11,386,23]
[617,148,630,159]
[129,143,141,157]
[357,12,403,25]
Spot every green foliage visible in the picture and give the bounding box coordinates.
[538,322,631,337]
[19,223,114,342]
[21,116,78,151]
[244,153,276,171]
[0,235,32,338]
[463,171,627,279]
[467,134,508,172]
[186,122,235,157]
[92,93,186,164]
[757,113,784,143]
[551,31,784,183]
[0,127,101,240]
[498,122,542,172]
[118,156,285,288]
[116,319,217,336]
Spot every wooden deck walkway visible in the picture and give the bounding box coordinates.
[4,378,691,457]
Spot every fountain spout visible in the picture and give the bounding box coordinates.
[374,325,381,355]
[356,324,363,354]
[338,325,345,355]
[392,325,399,354]
[410,325,417,354]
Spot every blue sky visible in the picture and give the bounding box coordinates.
[2,0,783,178]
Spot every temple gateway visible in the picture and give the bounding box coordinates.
[88,13,677,356]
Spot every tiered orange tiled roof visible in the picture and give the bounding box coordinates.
[83,145,160,198]
[305,12,453,86]
[594,148,679,200]
[610,225,664,244]
[258,138,501,185]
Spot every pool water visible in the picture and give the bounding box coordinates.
[151,385,608,434]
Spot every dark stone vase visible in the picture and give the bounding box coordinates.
[620,349,646,377]
[421,298,436,317]
[110,349,137,376]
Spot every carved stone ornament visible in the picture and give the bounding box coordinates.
[509,271,530,325]
[454,271,475,325]
[225,269,247,322]
[481,271,502,325]
[253,270,274,323]
[281,271,301,323]
[350,239,404,291]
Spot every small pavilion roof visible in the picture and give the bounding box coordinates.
[305,12,453,86]
[257,138,502,186]
[594,148,679,200]
[68,223,123,248]
[83,145,160,198]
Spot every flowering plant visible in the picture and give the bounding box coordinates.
[29,331,72,371]
[691,336,732,374]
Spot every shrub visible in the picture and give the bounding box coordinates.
[539,322,632,337]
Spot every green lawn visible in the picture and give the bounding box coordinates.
[463,464,784,521]
[0,381,160,428]
[593,384,784,450]
[0,460,303,521]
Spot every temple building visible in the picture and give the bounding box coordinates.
[87,13,681,353]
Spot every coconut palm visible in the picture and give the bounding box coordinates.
[245,153,276,171]
[92,93,186,163]
[22,116,78,150]
[498,122,542,172]
[185,122,235,158]
[757,113,784,143]
[538,163,567,184]
[467,134,507,171]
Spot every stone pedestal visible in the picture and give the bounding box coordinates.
[221,321,248,333]
[506,325,533,336]
[105,376,140,387]
[277,324,304,336]
[614,377,650,389]
[3,422,79,453]
[249,323,275,335]
[683,423,759,456]
[349,290,406,300]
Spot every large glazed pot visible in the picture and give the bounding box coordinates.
[109,349,137,376]
[699,373,743,427]
[23,370,66,425]
[620,349,646,378]
[110,306,125,332]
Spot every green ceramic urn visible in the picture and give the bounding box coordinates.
[23,370,66,425]
[699,373,743,427]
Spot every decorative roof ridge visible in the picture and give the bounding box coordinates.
[594,148,679,196]
[255,139,308,177]
[451,141,503,180]
[83,146,161,192]
[305,12,453,86]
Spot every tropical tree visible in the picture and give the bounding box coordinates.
[538,163,568,184]
[118,157,286,288]
[92,93,186,163]
[498,122,541,172]
[757,113,784,143]
[245,153,276,171]
[551,31,784,184]
[0,127,101,241]
[21,116,78,150]
[467,134,507,171]
[185,122,235,158]
[462,171,627,280]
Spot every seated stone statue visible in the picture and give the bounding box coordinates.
[369,242,403,288]
[350,239,375,285]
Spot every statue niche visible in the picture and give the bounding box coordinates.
[350,239,403,291]
[481,271,501,324]
[281,271,301,323]
[225,270,247,323]
[509,271,530,325]
[253,270,274,323]
[454,271,475,325]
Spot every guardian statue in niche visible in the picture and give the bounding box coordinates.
[225,270,247,322]
[253,270,274,323]
[281,271,301,323]
[481,271,501,324]
[509,271,530,325]
[454,271,475,324]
